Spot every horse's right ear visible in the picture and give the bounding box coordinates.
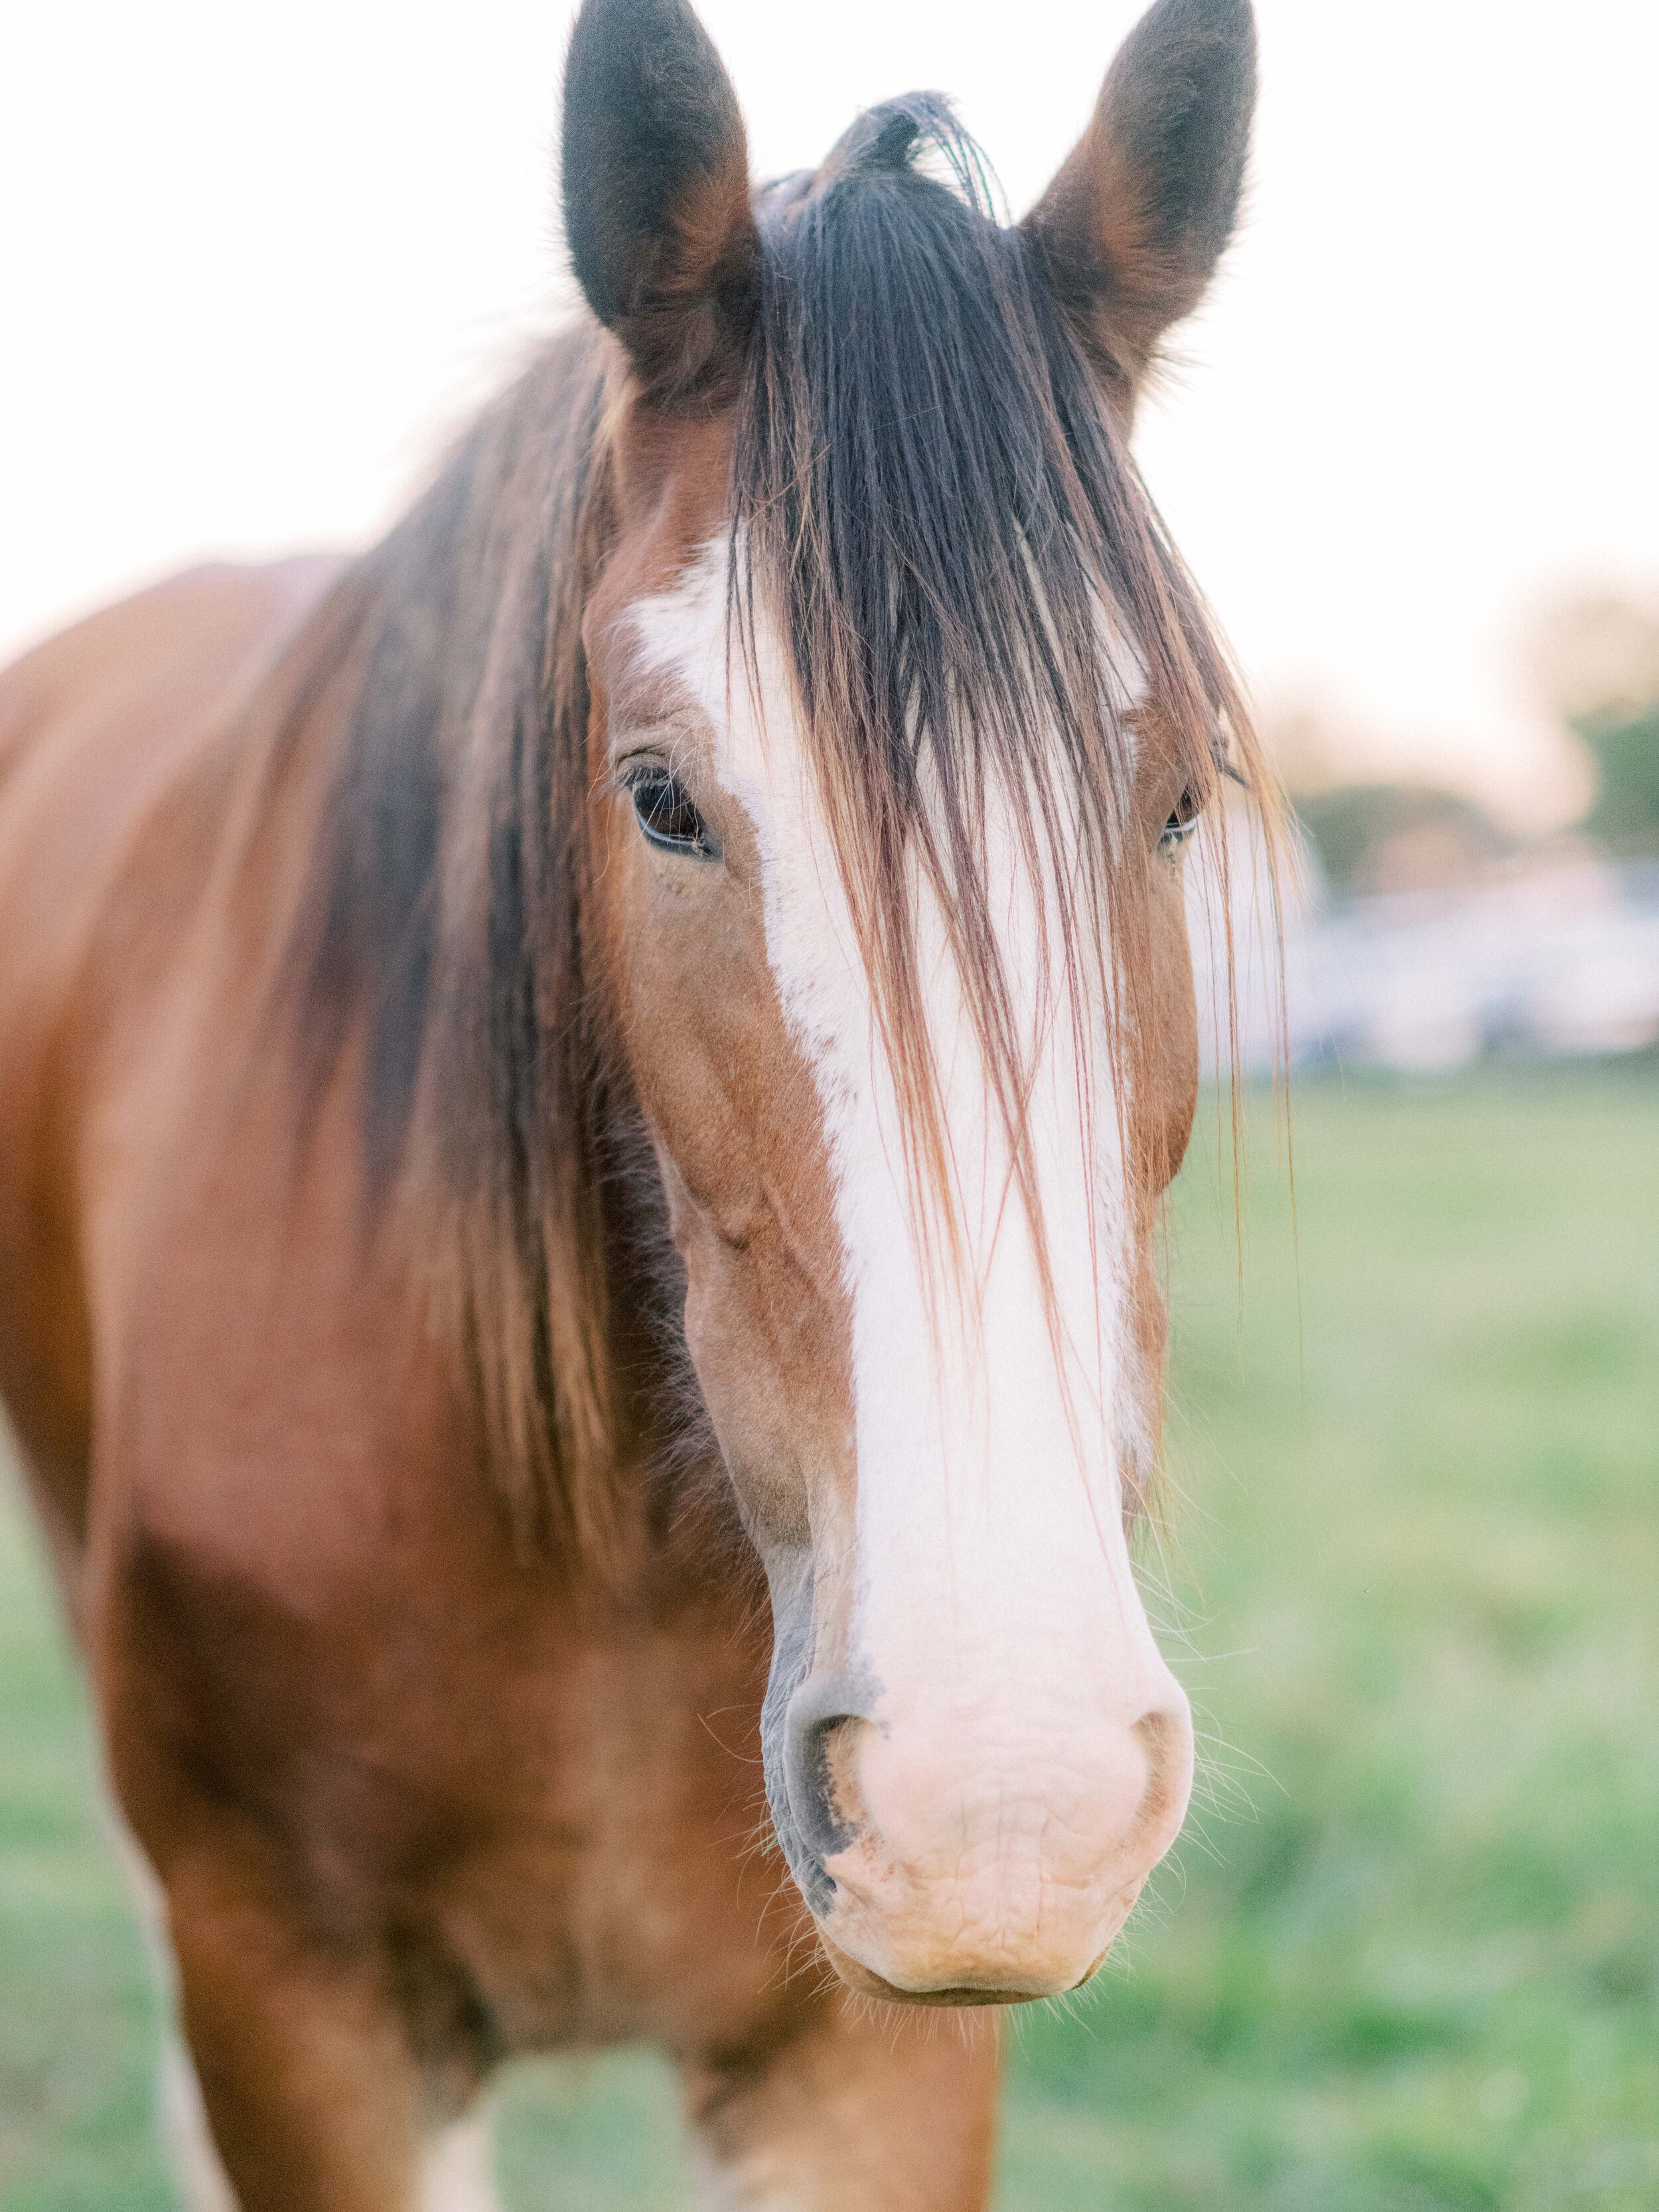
[1023,0,1256,393]
[561,0,760,407]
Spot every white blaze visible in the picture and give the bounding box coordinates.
[633,544,1189,1992]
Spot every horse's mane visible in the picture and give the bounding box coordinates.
[283,99,1267,1559]
[285,321,624,1559]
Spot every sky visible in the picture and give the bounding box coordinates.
[4,0,1656,826]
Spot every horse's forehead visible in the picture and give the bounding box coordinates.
[599,407,739,627]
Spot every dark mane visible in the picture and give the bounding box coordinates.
[287,101,1267,1554]
[291,321,625,1556]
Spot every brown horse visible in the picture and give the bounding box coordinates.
[0,0,1266,2201]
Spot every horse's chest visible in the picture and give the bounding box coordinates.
[437,1597,799,2056]
[110,1514,799,2065]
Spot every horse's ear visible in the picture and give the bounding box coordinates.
[561,0,760,407]
[1023,0,1256,390]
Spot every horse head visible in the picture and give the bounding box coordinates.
[569,0,1260,2005]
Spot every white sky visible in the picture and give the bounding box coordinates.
[4,0,1656,825]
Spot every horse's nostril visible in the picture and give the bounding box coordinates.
[783,1681,869,1863]
[1122,1697,1196,1867]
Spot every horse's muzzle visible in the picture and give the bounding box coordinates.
[783,1677,1196,2005]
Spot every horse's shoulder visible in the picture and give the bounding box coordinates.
[0,558,352,1521]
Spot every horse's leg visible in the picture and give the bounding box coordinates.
[160,2034,498,2212]
[158,1846,497,2212]
[111,1820,392,2212]
[682,1996,1002,2210]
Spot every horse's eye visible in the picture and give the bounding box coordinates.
[626,765,719,859]
[1159,789,1201,853]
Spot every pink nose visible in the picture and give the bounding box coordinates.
[805,1688,1195,2002]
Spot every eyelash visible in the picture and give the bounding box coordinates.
[622,763,720,859]
[1160,790,1201,851]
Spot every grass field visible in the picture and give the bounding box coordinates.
[2,1067,1655,2209]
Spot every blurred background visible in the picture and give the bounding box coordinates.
[1,1,1654,2207]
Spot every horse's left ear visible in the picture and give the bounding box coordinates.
[561,0,760,407]
[1023,0,1256,391]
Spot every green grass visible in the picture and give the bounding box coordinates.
[1000,1064,1659,2210]
[2,1066,1656,2209]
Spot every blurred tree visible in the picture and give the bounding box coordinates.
[1260,695,1513,898]
[1576,703,1659,854]
[1529,591,1659,855]
[1293,782,1510,899]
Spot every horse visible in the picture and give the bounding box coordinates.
[0,0,1267,2201]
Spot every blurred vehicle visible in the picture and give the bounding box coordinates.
[1194,830,1659,1076]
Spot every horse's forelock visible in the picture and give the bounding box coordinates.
[727,104,1274,1378]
